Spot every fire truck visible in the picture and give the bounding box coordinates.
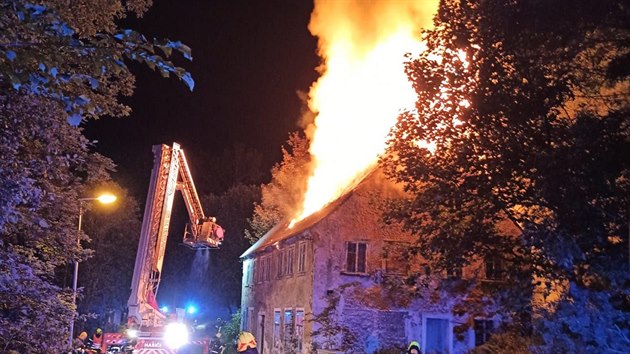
[103,143,224,354]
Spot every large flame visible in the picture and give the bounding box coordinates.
[291,0,439,225]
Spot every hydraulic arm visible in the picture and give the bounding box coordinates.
[127,143,224,327]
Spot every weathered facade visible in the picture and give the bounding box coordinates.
[240,171,504,353]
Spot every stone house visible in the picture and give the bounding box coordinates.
[240,170,510,353]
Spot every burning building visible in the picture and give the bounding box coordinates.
[238,1,502,352]
[240,169,510,353]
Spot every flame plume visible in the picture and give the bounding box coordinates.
[291,0,439,225]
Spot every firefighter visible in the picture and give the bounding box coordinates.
[235,331,258,353]
[407,340,421,354]
[72,331,88,352]
[91,328,103,349]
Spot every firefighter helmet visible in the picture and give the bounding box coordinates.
[236,331,257,352]
[407,341,421,354]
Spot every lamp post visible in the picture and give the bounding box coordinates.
[68,193,117,348]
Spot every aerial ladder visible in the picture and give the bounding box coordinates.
[105,143,224,353]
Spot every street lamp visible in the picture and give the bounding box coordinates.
[68,193,117,348]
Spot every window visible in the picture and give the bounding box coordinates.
[253,258,259,284]
[285,246,295,276]
[257,313,266,353]
[264,255,271,281]
[446,265,462,279]
[242,307,249,331]
[297,242,307,274]
[284,309,293,349]
[244,259,254,286]
[277,250,284,278]
[261,256,270,283]
[247,307,255,334]
[423,317,451,354]
[485,256,504,280]
[273,309,281,349]
[260,256,266,282]
[383,242,408,275]
[249,261,255,285]
[295,309,305,352]
[346,241,367,274]
[474,319,494,346]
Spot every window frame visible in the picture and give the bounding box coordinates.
[283,308,294,349]
[344,241,368,275]
[244,258,254,287]
[297,241,307,274]
[273,308,281,349]
[253,258,259,284]
[484,255,505,280]
[277,249,284,278]
[285,245,295,276]
[264,254,271,281]
[474,319,495,347]
[295,308,305,352]
[247,307,255,334]
[445,265,463,279]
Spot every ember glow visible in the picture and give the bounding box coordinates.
[291,0,439,225]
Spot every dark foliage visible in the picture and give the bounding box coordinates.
[382,0,629,351]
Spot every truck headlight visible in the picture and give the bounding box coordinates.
[164,323,189,349]
[127,328,138,338]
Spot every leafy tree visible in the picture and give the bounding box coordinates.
[246,132,311,241]
[381,0,629,351]
[0,1,194,351]
[0,92,114,353]
[197,143,267,195]
[0,0,193,124]
[220,309,241,354]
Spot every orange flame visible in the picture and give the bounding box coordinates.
[291,0,439,225]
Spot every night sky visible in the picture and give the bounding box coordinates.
[85,1,320,197]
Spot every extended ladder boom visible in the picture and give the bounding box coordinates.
[127,143,224,327]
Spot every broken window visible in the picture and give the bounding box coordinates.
[346,241,367,274]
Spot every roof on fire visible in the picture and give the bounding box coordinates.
[240,168,377,259]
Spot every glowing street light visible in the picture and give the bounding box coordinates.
[68,192,117,348]
[95,193,117,204]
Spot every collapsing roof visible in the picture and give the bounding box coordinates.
[240,167,381,259]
